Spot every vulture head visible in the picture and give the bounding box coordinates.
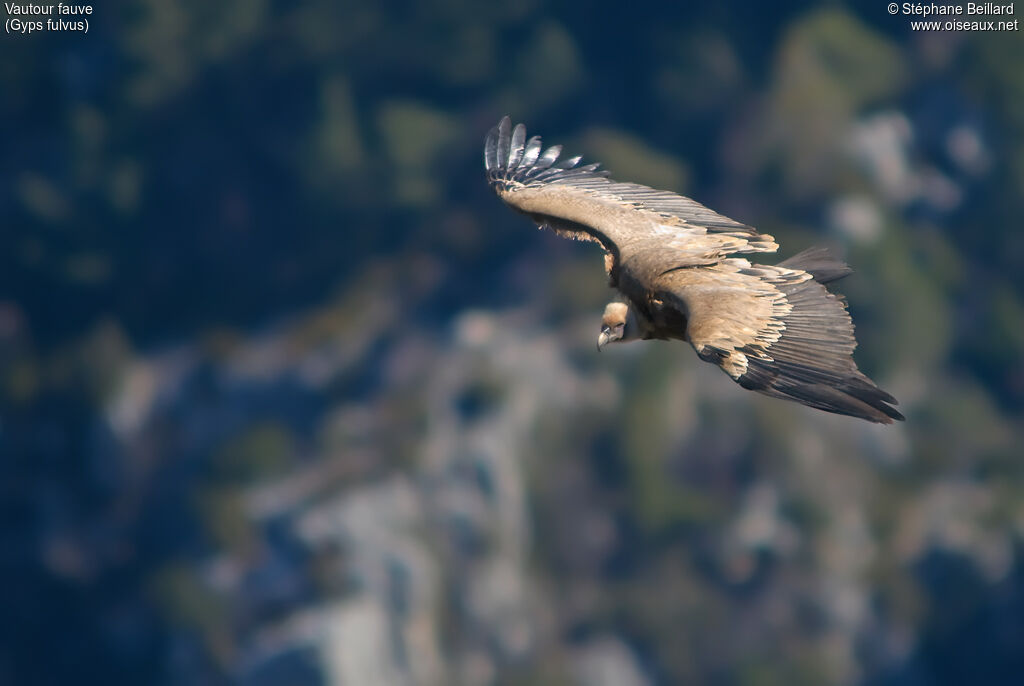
[597,302,640,350]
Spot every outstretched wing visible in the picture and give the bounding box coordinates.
[485,117,778,272]
[657,249,903,423]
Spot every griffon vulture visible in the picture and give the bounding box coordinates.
[485,117,903,424]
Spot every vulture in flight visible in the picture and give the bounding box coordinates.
[485,117,903,424]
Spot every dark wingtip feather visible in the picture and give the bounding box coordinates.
[828,375,904,423]
[521,135,542,167]
[497,116,512,171]
[556,155,582,169]
[778,247,853,284]
[484,124,500,172]
[484,117,609,190]
[508,123,527,169]
[534,144,562,170]
[790,383,903,423]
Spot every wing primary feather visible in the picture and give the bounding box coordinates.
[533,145,562,170]
[556,155,582,169]
[497,116,512,171]
[508,123,527,169]
[521,136,542,167]
[777,247,852,284]
[484,124,500,172]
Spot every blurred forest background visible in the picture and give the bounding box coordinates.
[2,1,1024,684]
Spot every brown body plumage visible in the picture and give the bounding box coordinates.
[485,117,903,423]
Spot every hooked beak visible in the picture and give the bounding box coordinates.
[597,327,612,351]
